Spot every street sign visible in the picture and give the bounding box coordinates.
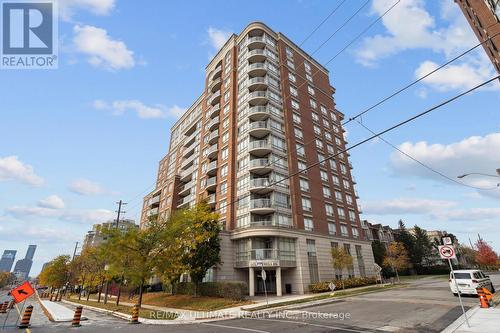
[10,281,35,303]
[438,245,456,259]
[328,282,336,291]
[261,269,267,281]
[442,237,452,245]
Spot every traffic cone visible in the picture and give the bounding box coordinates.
[477,288,490,308]
[18,305,33,329]
[71,306,83,327]
[0,302,7,314]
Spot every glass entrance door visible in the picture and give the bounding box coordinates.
[256,269,276,294]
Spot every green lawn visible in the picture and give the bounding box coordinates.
[129,293,253,311]
[398,274,448,281]
[69,299,178,320]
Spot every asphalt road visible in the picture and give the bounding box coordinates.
[0,273,498,333]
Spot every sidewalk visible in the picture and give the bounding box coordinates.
[441,306,500,333]
[39,299,86,322]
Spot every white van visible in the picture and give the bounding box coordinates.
[449,269,495,296]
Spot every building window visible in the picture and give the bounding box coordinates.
[291,100,300,110]
[299,178,310,192]
[328,223,336,235]
[219,199,227,214]
[349,210,356,221]
[356,245,366,277]
[288,72,296,83]
[340,224,348,236]
[287,59,295,69]
[306,239,319,283]
[315,139,324,150]
[320,170,328,182]
[311,112,319,122]
[307,85,315,96]
[313,125,321,135]
[220,181,227,194]
[296,143,305,157]
[298,160,307,172]
[304,217,314,231]
[294,127,303,140]
[220,164,228,177]
[301,197,312,211]
[352,227,359,238]
[346,195,353,205]
[304,62,312,73]
[222,131,229,143]
[293,112,301,124]
[221,147,229,160]
[310,99,317,109]
[323,186,331,198]
[337,208,346,219]
[325,204,334,216]
[290,85,298,97]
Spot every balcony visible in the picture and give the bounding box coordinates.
[247,62,267,76]
[178,195,193,208]
[250,198,275,214]
[183,131,197,147]
[207,160,218,176]
[206,176,217,192]
[207,193,216,207]
[248,158,272,175]
[247,36,266,50]
[249,178,272,194]
[209,77,222,93]
[249,140,272,156]
[358,204,363,214]
[147,207,159,217]
[179,165,194,182]
[183,141,196,158]
[212,65,222,80]
[183,120,197,137]
[248,91,269,106]
[208,103,220,119]
[181,153,196,170]
[208,129,219,145]
[248,121,270,138]
[208,90,221,106]
[207,143,218,159]
[149,195,160,206]
[248,105,271,121]
[179,181,193,197]
[247,48,267,62]
[354,190,360,198]
[248,76,268,91]
[208,116,220,131]
[235,249,296,268]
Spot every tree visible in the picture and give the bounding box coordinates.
[331,247,353,289]
[383,242,410,282]
[371,240,386,267]
[73,247,106,301]
[0,272,15,288]
[475,240,498,269]
[412,226,433,266]
[173,201,221,296]
[457,245,477,268]
[38,255,71,298]
[395,220,417,271]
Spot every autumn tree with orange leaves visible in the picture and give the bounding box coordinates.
[475,240,498,269]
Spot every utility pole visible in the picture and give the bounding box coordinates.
[115,200,127,228]
[72,242,79,261]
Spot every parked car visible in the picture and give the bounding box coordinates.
[449,269,495,296]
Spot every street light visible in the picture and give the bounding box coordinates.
[457,172,500,179]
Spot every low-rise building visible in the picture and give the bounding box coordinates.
[83,219,138,249]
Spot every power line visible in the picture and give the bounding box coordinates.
[354,119,500,191]
[299,0,349,47]
[342,30,500,126]
[211,74,500,214]
[310,0,371,55]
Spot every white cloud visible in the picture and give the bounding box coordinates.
[414,56,500,92]
[38,195,65,209]
[93,99,186,119]
[363,198,457,215]
[207,27,232,50]
[6,205,114,224]
[0,156,44,187]
[68,178,105,195]
[73,25,135,70]
[435,207,500,221]
[355,0,476,66]
[390,133,500,183]
[59,0,115,21]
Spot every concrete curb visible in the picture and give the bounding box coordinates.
[440,306,479,333]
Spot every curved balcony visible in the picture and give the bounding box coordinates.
[208,128,219,145]
[212,65,222,80]
[178,181,193,197]
[248,91,268,106]
[207,193,216,207]
[250,198,275,214]
[248,62,267,76]
[248,36,266,50]
[207,160,218,176]
[248,105,271,121]
[247,49,266,62]
[249,140,272,156]
[248,77,268,91]
[207,143,218,159]
[209,77,222,93]
[179,166,194,182]
[208,90,221,106]
[248,121,270,138]
[208,103,220,119]
[206,176,217,192]
[248,158,273,175]
[249,178,273,194]
[208,116,220,131]
[178,195,193,209]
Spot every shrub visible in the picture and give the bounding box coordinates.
[309,276,377,293]
[175,281,247,300]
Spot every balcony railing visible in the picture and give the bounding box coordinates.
[250,198,273,209]
[250,178,270,188]
[235,249,296,267]
[249,140,271,150]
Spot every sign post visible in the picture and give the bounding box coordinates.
[261,268,268,305]
[439,244,469,328]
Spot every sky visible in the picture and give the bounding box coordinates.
[0,0,499,276]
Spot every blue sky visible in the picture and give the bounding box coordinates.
[1,0,499,275]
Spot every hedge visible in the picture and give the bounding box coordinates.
[309,276,377,293]
[175,281,247,300]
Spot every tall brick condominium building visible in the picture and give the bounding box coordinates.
[455,0,500,73]
[141,22,375,296]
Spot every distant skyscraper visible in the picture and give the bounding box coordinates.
[0,250,17,272]
[13,245,37,280]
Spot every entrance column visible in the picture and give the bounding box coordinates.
[276,267,282,296]
[249,267,255,297]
